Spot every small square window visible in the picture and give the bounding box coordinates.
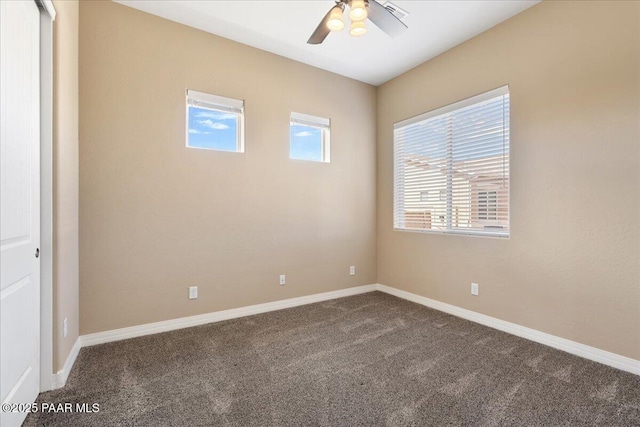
[186,90,244,152]
[290,112,330,162]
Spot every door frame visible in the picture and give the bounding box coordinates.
[36,0,55,392]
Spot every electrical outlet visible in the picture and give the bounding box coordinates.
[63,318,68,338]
[189,286,198,300]
[471,283,479,296]
[279,275,286,285]
[349,266,356,276]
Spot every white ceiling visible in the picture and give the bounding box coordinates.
[115,0,540,86]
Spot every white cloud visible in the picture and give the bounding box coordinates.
[198,119,229,130]
[294,131,314,137]
[188,129,211,134]
[195,111,237,120]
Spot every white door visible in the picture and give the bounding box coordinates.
[1,1,41,426]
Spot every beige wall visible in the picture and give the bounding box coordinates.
[52,0,79,372]
[78,1,377,334]
[75,0,639,362]
[377,1,640,360]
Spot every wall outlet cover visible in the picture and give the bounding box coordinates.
[471,283,479,296]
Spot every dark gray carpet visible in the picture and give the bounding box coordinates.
[25,292,640,426]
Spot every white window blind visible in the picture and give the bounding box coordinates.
[186,90,244,114]
[394,86,510,237]
[290,112,330,128]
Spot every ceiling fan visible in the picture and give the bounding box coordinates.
[308,0,408,44]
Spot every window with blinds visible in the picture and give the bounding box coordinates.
[186,89,244,152]
[393,86,510,237]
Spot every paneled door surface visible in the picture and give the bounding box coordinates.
[1,1,41,426]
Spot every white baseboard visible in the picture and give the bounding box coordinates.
[375,284,640,376]
[51,337,81,389]
[81,284,377,347]
[52,282,637,391]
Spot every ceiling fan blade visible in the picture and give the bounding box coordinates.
[367,0,408,38]
[307,6,335,44]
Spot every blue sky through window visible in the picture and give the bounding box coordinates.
[290,124,323,162]
[187,106,239,151]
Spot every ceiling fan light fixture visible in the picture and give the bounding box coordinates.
[326,5,345,31]
[307,0,407,45]
[349,0,368,22]
[349,20,367,37]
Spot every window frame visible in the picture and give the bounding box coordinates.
[393,86,510,238]
[186,89,245,153]
[289,112,331,163]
